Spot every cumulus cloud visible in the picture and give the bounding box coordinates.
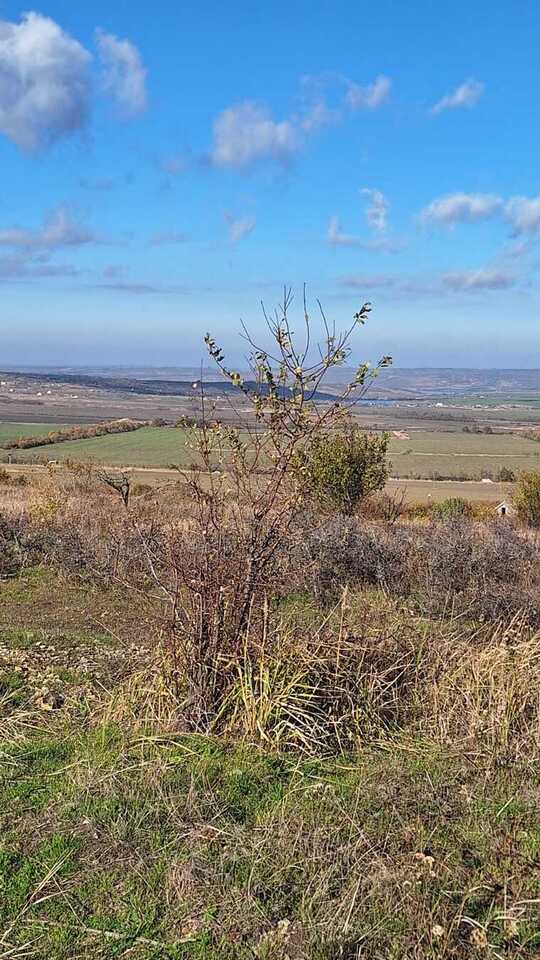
[0,11,91,152]
[346,74,392,110]
[420,191,540,237]
[96,29,148,117]
[420,192,503,225]
[505,196,540,235]
[211,101,299,169]
[431,78,484,114]
[225,213,256,243]
[362,188,389,232]
[0,207,96,251]
[209,72,391,171]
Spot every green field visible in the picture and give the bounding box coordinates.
[0,421,69,445]
[0,426,193,467]
[3,423,540,479]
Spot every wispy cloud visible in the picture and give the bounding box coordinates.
[441,268,517,291]
[505,196,540,235]
[150,230,188,246]
[96,29,148,118]
[96,281,164,294]
[328,188,401,252]
[340,265,520,296]
[225,213,256,243]
[327,216,362,247]
[361,188,389,233]
[0,253,79,280]
[0,207,96,251]
[420,192,503,225]
[430,78,484,114]
[79,176,116,191]
[346,74,392,110]
[0,12,91,152]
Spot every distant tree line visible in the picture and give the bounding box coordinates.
[2,419,149,451]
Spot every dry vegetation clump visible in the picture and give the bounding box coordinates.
[291,513,540,622]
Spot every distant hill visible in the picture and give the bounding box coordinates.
[1,366,539,400]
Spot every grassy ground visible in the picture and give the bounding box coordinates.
[1,567,539,959]
[3,424,540,480]
[0,462,513,505]
[0,422,69,445]
[387,430,540,479]
[0,427,192,468]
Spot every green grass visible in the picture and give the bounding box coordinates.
[0,726,538,959]
[388,430,540,456]
[0,426,192,467]
[0,558,538,957]
[4,424,540,479]
[0,421,69,445]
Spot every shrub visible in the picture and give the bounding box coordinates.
[497,465,515,482]
[293,429,389,515]
[514,471,540,527]
[102,291,392,720]
[432,496,470,520]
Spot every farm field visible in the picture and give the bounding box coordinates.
[0,421,69,445]
[0,425,193,468]
[3,422,540,481]
[387,429,540,479]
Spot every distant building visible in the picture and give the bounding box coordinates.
[496,500,515,517]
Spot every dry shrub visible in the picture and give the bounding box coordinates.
[292,514,540,623]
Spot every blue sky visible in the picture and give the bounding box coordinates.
[0,0,539,367]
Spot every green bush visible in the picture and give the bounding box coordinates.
[514,471,540,527]
[497,466,515,483]
[432,496,471,520]
[292,429,389,515]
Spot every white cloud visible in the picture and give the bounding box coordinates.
[420,192,503,225]
[0,207,95,251]
[361,188,389,232]
[211,101,299,169]
[431,78,484,114]
[505,196,540,235]
[225,213,256,243]
[96,29,148,118]
[420,190,540,237]
[346,74,391,110]
[327,216,361,247]
[0,11,91,152]
[442,268,517,291]
[340,266,519,296]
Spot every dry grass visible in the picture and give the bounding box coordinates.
[1,470,539,958]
